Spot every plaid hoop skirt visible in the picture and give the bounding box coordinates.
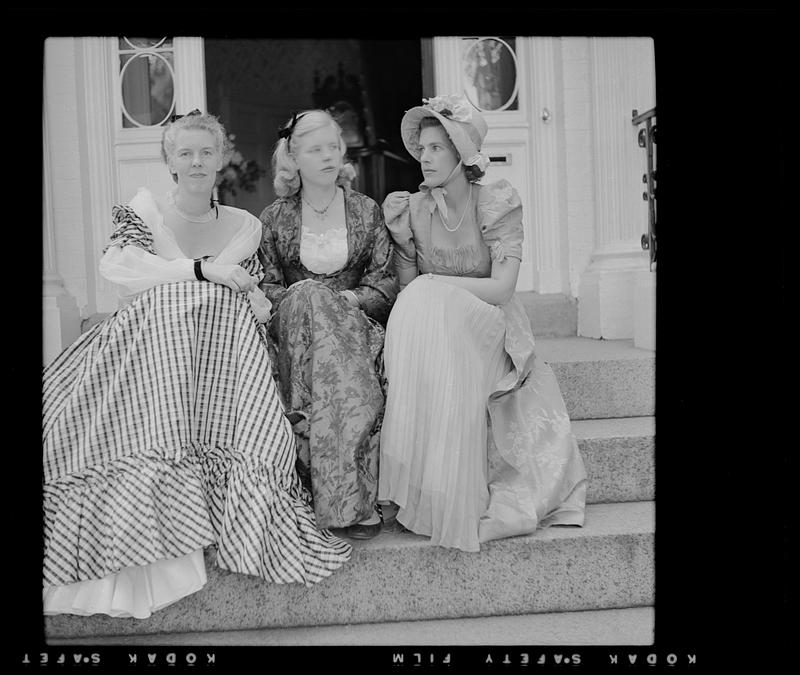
[42,281,351,617]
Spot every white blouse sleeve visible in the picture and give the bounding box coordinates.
[99,245,194,298]
[99,195,195,300]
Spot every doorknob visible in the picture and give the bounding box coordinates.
[541,108,551,123]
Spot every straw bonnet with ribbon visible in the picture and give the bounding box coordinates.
[400,94,491,223]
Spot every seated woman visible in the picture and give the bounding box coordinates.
[42,110,351,620]
[258,110,398,540]
[379,94,588,552]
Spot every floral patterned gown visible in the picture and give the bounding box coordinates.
[379,180,587,552]
[258,186,398,529]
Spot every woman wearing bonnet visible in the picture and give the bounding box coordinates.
[258,110,398,540]
[42,110,351,619]
[378,94,588,552]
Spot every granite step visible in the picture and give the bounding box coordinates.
[574,417,654,504]
[45,501,654,640]
[536,337,655,420]
[47,606,654,646]
[517,291,577,338]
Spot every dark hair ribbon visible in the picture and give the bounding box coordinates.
[169,108,203,124]
[278,111,304,141]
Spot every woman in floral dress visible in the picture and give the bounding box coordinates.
[378,95,588,552]
[258,110,398,539]
[42,111,351,619]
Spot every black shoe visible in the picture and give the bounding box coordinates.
[344,520,383,540]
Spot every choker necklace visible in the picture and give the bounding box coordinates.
[302,189,338,220]
[441,184,472,233]
[169,191,218,223]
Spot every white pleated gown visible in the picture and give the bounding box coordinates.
[380,277,506,550]
[379,276,587,553]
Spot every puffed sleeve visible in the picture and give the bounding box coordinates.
[99,201,194,298]
[382,191,418,276]
[477,180,524,264]
[256,202,290,309]
[349,198,399,325]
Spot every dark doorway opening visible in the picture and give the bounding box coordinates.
[205,38,423,216]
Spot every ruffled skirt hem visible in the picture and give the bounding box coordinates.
[43,549,206,619]
[43,446,352,589]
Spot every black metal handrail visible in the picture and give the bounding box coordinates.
[632,106,656,270]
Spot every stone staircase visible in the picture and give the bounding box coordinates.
[46,292,655,645]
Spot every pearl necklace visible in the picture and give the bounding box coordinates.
[302,189,338,221]
[441,184,472,233]
[168,191,218,223]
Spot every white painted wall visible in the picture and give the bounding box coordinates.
[45,38,91,315]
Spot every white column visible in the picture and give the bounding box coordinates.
[76,37,118,314]
[578,38,655,339]
[526,37,567,293]
[174,38,207,112]
[42,109,79,366]
[561,37,596,299]
[431,37,462,94]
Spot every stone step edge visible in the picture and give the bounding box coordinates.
[571,416,655,440]
[536,337,654,363]
[45,502,654,639]
[47,606,655,647]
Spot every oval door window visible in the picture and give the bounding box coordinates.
[462,37,519,112]
[119,38,175,128]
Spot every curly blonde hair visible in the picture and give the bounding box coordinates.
[272,110,355,197]
[161,112,233,182]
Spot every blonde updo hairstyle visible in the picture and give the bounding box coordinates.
[418,116,485,184]
[272,109,355,197]
[161,111,233,183]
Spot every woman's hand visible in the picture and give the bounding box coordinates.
[201,262,256,293]
[247,287,273,323]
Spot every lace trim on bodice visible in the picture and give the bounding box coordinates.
[300,226,349,275]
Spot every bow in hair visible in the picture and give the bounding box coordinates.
[278,111,305,141]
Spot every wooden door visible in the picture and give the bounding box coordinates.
[431,36,567,294]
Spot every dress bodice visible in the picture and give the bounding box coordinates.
[258,186,399,325]
[382,180,523,281]
[419,220,492,278]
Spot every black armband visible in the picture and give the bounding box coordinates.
[193,258,207,281]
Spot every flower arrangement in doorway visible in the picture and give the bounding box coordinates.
[216,133,266,205]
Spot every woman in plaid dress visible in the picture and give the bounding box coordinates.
[42,111,351,619]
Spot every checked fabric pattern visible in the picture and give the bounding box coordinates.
[42,280,351,589]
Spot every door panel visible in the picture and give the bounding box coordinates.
[432,36,566,294]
